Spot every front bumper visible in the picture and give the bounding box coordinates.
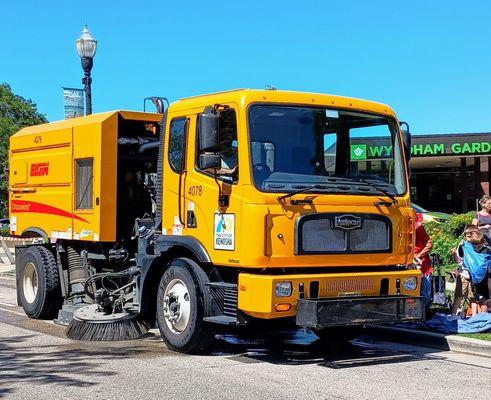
[296,295,424,329]
[238,269,421,319]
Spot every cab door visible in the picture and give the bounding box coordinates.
[163,105,243,266]
[162,115,190,236]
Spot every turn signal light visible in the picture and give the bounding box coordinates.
[275,303,291,312]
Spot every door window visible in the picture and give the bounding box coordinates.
[168,118,188,173]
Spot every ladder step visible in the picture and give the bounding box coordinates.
[203,315,237,325]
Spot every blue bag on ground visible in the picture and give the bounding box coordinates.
[458,312,491,333]
[425,314,458,333]
[425,313,491,334]
[462,241,491,284]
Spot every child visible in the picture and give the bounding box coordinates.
[451,225,479,315]
[466,230,490,313]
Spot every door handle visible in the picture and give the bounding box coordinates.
[187,210,197,228]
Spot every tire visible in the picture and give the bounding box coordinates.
[156,257,214,354]
[18,246,62,319]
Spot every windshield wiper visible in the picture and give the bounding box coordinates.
[326,175,398,205]
[357,178,398,206]
[277,184,324,203]
[275,178,398,206]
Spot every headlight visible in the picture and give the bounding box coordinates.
[275,281,293,297]
[403,277,418,291]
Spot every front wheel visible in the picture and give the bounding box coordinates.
[156,258,214,354]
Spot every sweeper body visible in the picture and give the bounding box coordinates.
[9,89,424,353]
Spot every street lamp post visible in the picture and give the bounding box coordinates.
[76,25,97,115]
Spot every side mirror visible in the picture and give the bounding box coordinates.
[198,108,221,172]
[199,153,221,171]
[399,121,411,164]
[198,109,219,152]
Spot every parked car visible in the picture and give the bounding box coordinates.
[0,219,9,229]
[411,203,450,223]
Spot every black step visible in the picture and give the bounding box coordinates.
[203,315,237,325]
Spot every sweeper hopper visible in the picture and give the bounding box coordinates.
[10,110,161,339]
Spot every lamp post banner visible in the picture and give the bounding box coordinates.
[62,87,85,119]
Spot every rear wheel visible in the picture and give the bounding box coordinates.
[156,258,214,354]
[18,246,62,319]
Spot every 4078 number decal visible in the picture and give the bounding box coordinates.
[188,185,203,196]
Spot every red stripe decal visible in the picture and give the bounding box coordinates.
[10,200,89,223]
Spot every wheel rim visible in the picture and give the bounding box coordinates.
[23,262,38,304]
[163,278,191,334]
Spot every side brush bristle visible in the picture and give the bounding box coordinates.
[66,317,150,341]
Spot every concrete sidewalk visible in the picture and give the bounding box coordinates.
[366,325,491,358]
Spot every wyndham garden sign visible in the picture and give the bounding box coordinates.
[349,133,491,160]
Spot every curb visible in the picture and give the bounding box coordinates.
[365,325,491,358]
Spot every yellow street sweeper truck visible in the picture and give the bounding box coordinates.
[9,89,423,353]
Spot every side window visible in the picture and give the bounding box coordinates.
[197,108,238,179]
[217,109,238,170]
[168,118,187,173]
[75,158,93,209]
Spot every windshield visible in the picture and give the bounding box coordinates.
[248,105,407,196]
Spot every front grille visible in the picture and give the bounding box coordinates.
[350,219,390,251]
[302,218,346,252]
[295,213,391,254]
[326,278,374,294]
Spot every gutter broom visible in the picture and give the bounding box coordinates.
[66,270,150,341]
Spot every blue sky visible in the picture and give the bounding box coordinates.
[2,1,491,135]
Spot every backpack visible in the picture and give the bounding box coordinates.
[462,241,491,284]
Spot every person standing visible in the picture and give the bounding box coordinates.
[465,230,491,313]
[451,225,479,315]
[472,195,491,244]
[414,212,433,307]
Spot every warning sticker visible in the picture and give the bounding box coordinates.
[10,216,16,232]
[172,216,183,236]
[214,213,235,251]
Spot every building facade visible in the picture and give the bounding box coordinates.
[408,133,490,213]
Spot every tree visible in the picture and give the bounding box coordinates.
[0,84,47,217]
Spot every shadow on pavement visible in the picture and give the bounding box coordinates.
[212,328,425,368]
[0,324,442,398]
[0,333,170,398]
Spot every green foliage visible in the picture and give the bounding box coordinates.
[0,226,9,237]
[0,83,47,218]
[459,332,491,341]
[425,212,475,274]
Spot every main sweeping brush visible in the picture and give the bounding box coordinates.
[66,304,150,341]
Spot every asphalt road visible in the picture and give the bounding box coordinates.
[1,276,490,400]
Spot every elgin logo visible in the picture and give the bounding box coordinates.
[30,162,49,177]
